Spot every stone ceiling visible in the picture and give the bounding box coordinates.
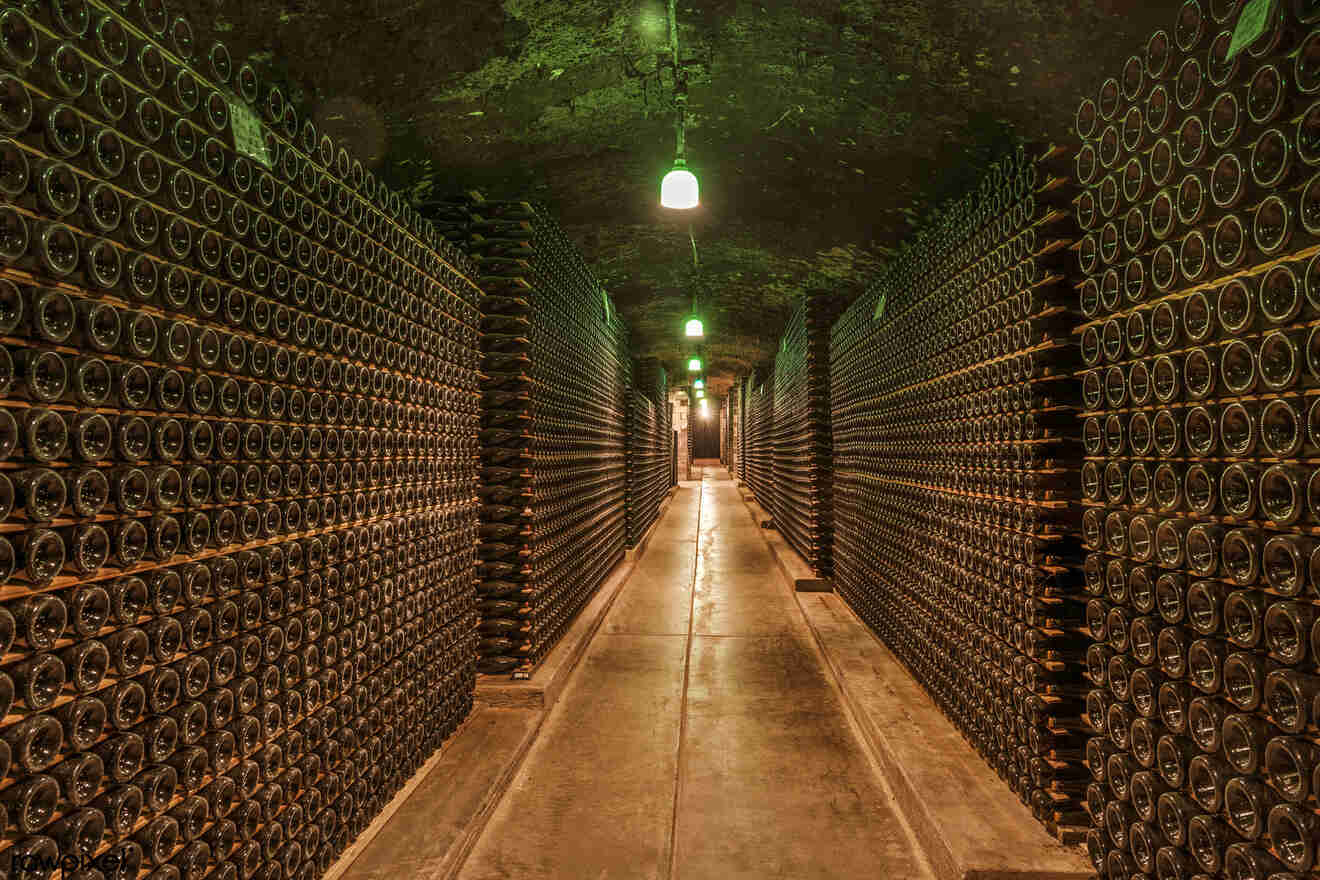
[177,0,1182,390]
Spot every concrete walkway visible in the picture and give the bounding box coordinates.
[454,466,933,880]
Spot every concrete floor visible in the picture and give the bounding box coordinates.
[460,465,931,880]
[345,465,934,880]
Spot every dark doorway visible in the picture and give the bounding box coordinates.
[692,409,721,459]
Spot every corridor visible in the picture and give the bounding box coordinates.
[452,466,931,879]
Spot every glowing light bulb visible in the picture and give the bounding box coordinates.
[661,161,699,210]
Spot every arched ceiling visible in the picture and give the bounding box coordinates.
[177,0,1182,390]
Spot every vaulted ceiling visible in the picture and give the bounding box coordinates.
[178,0,1181,390]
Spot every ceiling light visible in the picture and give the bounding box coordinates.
[684,315,704,337]
[660,2,698,212]
[693,379,704,389]
[662,160,699,210]
[687,356,702,372]
[695,388,705,399]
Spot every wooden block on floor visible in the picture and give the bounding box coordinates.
[794,592,1091,880]
[738,491,829,597]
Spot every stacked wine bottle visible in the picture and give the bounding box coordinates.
[722,393,732,466]
[427,194,629,677]
[685,409,694,471]
[725,384,740,478]
[717,395,727,464]
[722,394,732,468]
[768,292,839,578]
[667,400,677,489]
[0,1,485,879]
[829,144,1086,838]
[736,382,748,485]
[742,370,775,510]
[1076,2,1320,875]
[626,358,669,547]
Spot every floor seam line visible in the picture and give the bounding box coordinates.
[735,485,941,880]
[664,467,702,880]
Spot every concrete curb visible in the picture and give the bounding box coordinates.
[427,708,544,880]
[322,712,481,880]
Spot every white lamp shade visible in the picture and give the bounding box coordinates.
[684,317,704,337]
[661,166,699,209]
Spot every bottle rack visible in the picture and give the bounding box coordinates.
[736,380,749,485]
[718,395,727,465]
[743,369,776,512]
[427,193,630,678]
[768,292,840,578]
[0,2,482,878]
[685,413,694,473]
[625,358,668,548]
[828,143,1086,841]
[726,384,740,478]
[1076,2,1320,875]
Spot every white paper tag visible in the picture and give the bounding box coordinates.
[227,95,273,168]
[872,291,888,320]
[1228,0,1276,60]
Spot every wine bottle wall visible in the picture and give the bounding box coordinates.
[685,414,694,470]
[669,402,677,488]
[830,144,1086,838]
[737,378,748,484]
[0,2,484,878]
[626,359,668,547]
[718,395,728,465]
[726,384,740,476]
[427,194,630,677]
[1076,2,1320,875]
[768,292,839,578]
[634,358,666,408]
[743,368,775,510]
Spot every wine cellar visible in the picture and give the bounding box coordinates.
[15,0,1320,878]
